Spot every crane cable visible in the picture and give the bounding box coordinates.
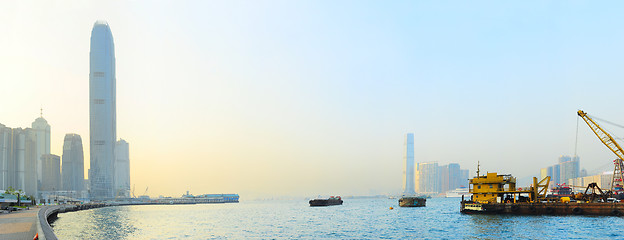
[574,115,579,157]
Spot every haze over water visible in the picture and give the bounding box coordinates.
[52,198,624,239]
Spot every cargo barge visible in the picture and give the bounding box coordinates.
[460,168,624,216]
[309,196,343,206]
[398,196,426,207]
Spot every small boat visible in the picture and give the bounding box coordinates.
[399,196,426,207]
[309,196,343,207]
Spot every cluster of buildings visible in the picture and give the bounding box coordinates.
[402,133,470,196]
[0,20,130,202]
[0,115,130,202]
[539,155,582,187]
[539,155,617,191]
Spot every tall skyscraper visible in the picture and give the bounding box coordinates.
[403,133,415,195]
[62,134,84,191]
[114,139,130,197]
[31,114,50,188]
[89,20,117,199]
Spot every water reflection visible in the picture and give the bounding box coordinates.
[53,206,137,239]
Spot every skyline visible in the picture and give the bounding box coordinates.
[3,1,624,198]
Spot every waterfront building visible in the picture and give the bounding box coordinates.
[417,162,439,194]
[438,163,464,193]
[31,114,51,187]
[569,172,613,191]
[41,154,61,191]
[62,134,84,191]
[89,20,117,199]
[403,133,415,195]
[560,155,580,185]
[0,124,39,197]
[114,139,130,197]
[460,169,469,187]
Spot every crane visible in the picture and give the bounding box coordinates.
[577,110,624,194]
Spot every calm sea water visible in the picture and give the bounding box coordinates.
[52,198,624,239]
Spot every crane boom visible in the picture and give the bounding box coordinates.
[578,110,624,194]
[577,110,624,160]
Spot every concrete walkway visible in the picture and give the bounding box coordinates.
[0,208,39,240]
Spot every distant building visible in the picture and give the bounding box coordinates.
[0,123,39,197]
[41,154,61,191]
[89,20,117,199]
[114,139,130,197]
[417,162,439,194]
[540,155,580,186]
[31,115,51,187]
[460,169,469,187]
[569,172,613,191]
[559,155,580,185]
[62,134,84,191]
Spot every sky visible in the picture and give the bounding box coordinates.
[2,1,624,199]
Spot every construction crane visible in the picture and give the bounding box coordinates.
[577,110,624,194]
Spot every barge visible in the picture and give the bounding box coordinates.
[460,169,624,216]
[398,196,426,207]
[309,196,343,206]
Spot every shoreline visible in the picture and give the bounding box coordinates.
[37,201,238,239]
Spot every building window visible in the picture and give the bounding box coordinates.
[94,140,105,145]
[93,72,105,77]
[93,99,105,104]
[478,185,481,189]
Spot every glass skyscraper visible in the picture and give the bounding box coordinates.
[89,20,117,199]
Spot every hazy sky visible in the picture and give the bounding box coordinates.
[2,1,624,199]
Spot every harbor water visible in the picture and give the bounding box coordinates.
[52,198,624,239]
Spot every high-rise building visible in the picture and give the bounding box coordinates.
[62,134,84,191]
[460,169,469,187]
[31,115,50,187]
[417,162,439,194]
[0,124,39,197]
[114,139,130,197]
[403,133,415,195]
[0,124,9,189]
[560,155,580,185]
[40,154,61,191]
[89,20,117,199]
[438,163,462,193]
[541,155,580,186]
[448,163,461,190]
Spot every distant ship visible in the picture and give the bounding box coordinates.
[309,196,343,207]
[445,187,471,198]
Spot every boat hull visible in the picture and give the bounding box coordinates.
[399,197,426,207]
[309,199,343,207]
[460,201,624,216]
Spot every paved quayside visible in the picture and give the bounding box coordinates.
[0,208,39,240]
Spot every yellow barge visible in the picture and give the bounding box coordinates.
[460,171,624,216]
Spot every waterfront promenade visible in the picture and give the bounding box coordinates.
[0,207,39,240]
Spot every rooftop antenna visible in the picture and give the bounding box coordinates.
[40,106,43,118]
[476,161,480,177]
